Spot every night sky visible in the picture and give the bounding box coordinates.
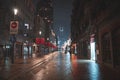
[53,0,72,46]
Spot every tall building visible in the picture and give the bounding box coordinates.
[36,0,54,41]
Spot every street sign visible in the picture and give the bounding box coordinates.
[10,21,19,34]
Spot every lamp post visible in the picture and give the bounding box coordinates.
[10,8,18,64]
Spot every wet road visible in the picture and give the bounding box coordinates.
[0,51,120,80]
[29,52,120,80]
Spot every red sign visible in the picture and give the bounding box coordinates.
[10,21,19,34]
[11,22,17,28]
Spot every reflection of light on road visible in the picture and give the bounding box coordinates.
[35,69,44,80]
[71,54,78,77]
[88,62,101,80]
[71,54,78,71]
[64,53,72,74]
[32,53,36,58]
[71,54,77,60]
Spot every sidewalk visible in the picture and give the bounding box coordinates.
[0,54,40,65]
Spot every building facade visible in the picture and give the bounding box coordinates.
[36,0,57,53]
[0,0,35,60]
[71,0,120,68]
[36,0,54,40]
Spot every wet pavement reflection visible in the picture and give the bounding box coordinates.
[0,51,120,80]
[88,61,101,80]
[34,52,120,80]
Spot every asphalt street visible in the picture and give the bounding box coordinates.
[0,51,120,80]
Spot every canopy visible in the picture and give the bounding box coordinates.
[35,38,57,48]
[36,38,45,44]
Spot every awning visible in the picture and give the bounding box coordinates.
[36,38,57,48]
[36,38,45,45]
[45,42,57,48]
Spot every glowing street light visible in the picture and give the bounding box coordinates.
[39,31,42,35]
[13,8,18,15]
[47,38,49,41]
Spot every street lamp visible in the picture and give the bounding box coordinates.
[13,8,18,15]
[39,31,42,35]
[13,8,18,20]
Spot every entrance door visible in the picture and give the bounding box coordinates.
[90,42,96,61]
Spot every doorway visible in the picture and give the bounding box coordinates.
[90,42,96,61]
